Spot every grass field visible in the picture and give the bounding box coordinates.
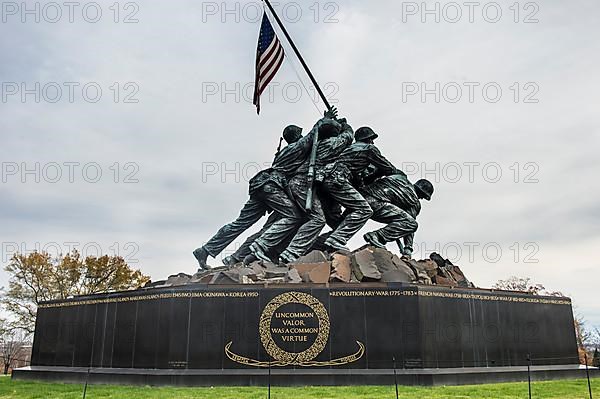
[0,376,597,399]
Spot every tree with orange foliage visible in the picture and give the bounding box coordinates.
[2,251,150,335]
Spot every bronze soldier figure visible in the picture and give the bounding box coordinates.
[192,124,313,270]
[247,118,329,262]
[318,127,398,251]
[220,110,341,266]
[277,118,355,263]
[361,174,434,257]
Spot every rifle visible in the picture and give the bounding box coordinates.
[275,136,284,156]
[305,128,320,211]
[305,110,337,211]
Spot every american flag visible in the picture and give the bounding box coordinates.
[253,12,285,114]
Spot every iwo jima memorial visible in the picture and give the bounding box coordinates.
[15,1,580,387]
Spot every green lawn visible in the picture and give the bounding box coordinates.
[0,376,597,399]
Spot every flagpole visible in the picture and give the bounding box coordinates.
[263,0,332,111]
[262,0,332,211]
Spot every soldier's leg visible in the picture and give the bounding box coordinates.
[304,189,342,251]
[323,178,373,248]
[265,221,300,260]
[320,189,343,230]
[279,178,327,262]
[310,231,331,251]
[196,197,267,269]
[227,212,280,264]
[368,201,418,244]
[250,183,303,261]
[361,198,388,248]
[309,196,346,251]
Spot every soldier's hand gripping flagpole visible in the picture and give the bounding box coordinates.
[262,0,333,211]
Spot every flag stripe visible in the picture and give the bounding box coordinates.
[259,38,279,67]
[259,44,281,74]
[253,12,285,114]
[260,46,284,86]
[258,50,284,97]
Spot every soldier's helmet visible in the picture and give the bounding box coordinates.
[355,127,379,142]
[414,179,434,201]
[283,125,303,144]
[318,119,341,139]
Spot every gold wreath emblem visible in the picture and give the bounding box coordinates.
[259,291,328,363]
[225,291,365,367]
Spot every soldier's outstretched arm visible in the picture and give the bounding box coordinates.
[369,146,399,177]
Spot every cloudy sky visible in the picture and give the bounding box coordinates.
[1,1,599,326]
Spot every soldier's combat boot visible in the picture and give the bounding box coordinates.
[193,247,210,271]
[250,242,271,263]
[243,254,258,265]
[222,255,240,266]
[324,237,349,252]
[363,232,386,249]
[278,250,297,265]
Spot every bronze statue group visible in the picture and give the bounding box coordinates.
[193,108,434,270]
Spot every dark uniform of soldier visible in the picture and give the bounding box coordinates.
[319,126,398,250]
[247,118,331,262]
[361,174,434,257]
[225,184,343,264]
[192,124,314,270]
[278,118,354,263]
[222,212,281,265]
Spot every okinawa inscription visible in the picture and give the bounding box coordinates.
[225,291,365,367]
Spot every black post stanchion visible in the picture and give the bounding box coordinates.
[268,360,271,399]
[82,367,90,399]
[83,306,97,399]
[585,352,593,399]
[393,356,399,399]
[527,354,532,399]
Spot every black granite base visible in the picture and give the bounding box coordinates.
[25,283,580,386]
[13,364,593,387]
